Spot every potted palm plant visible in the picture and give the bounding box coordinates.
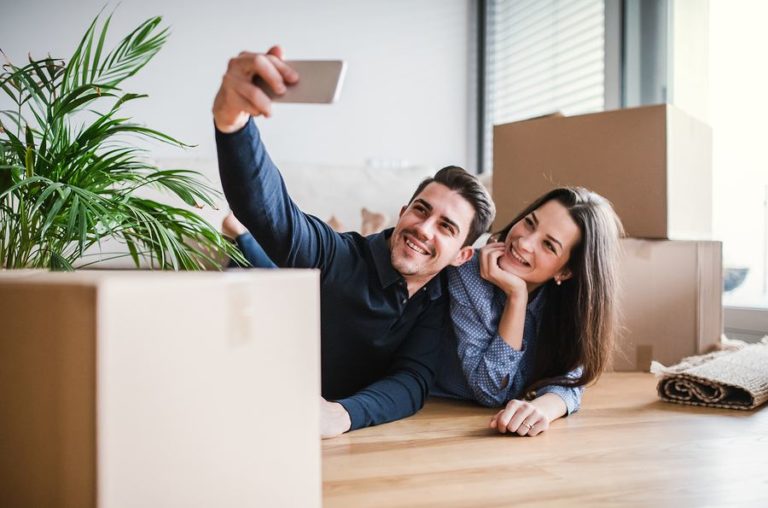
[0,13,245,270]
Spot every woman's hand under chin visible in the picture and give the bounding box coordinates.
[479,243,528,298]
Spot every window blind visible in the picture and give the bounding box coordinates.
[484,0,605,171]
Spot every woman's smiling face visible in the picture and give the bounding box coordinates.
[497,200,582,289]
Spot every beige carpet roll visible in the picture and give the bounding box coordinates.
[651,338,768,410]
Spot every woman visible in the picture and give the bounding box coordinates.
[433,187,624,437]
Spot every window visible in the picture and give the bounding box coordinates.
[480,0,768,334]
[482,0,606,172]
[710,0,768,317]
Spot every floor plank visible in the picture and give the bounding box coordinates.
[322,373,768,507]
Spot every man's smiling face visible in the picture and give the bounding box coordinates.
[389,182,476,284]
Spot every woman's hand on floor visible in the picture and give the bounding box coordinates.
[490,399,549,437]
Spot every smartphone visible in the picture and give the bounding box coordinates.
[252,60,346,104]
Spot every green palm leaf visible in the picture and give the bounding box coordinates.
[0,11,245,270]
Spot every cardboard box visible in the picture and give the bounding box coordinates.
[614,239,723,371]
[0,270,321,508]
[492,104,712,239]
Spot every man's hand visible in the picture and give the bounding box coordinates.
[320,397,351,439]
[212,46,299,133]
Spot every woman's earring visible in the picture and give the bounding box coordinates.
[555,278,562,286]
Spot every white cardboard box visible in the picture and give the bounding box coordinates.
[0,270,321,508]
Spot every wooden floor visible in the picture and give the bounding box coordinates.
[322,373,768,507]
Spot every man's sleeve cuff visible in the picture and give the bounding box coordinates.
[336,397,366,431]
[214,116,253,138]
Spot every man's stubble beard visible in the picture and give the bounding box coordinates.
[390,253,421,277]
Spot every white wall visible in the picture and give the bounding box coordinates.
[2,0,473,265]
[1,0,471,170]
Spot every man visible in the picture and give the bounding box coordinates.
[213,46,495,438]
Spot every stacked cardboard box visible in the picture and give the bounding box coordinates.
[492,104,722,371]
[0,270,321,508]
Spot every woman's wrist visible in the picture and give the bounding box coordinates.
[504,285,528,303]
[531,393,568,422]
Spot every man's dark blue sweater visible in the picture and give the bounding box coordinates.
[216,118,446,430]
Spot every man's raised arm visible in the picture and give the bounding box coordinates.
[213,47,335,268]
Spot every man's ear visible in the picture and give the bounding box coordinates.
[450,245,475,267]
[399,205,407,218]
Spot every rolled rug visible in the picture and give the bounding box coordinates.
[651,338,768,410]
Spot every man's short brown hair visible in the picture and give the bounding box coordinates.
[408,166,495,246]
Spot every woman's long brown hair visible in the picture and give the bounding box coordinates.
[492,187,625,395]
